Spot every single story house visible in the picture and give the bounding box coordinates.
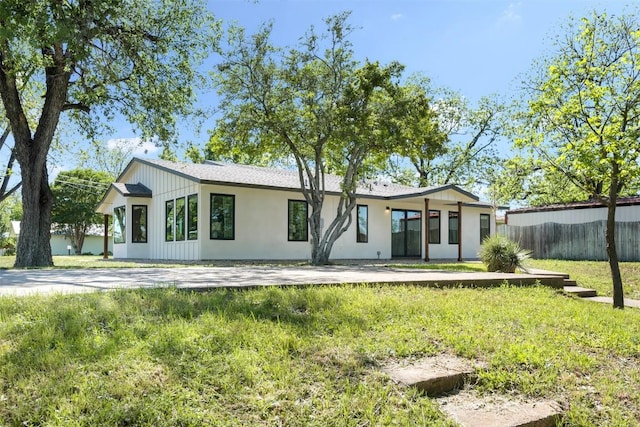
[501,197,640,261]
[9,221,113,256]
[95,158,498,261]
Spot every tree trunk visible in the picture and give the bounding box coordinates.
[606,198,624,309]
[15,162,53,267]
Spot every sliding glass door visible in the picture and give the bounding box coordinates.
[391,209,422,257]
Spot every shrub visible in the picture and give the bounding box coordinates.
[479,235,531,273]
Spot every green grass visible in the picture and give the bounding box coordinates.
[2,285,640,426]
[527,259,640,300]
[386,262,487,272]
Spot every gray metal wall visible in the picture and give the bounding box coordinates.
[497,221,640,261]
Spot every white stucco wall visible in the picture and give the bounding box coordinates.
[50,235,112,256]
[105,161,495,261]
[507,204,640,226]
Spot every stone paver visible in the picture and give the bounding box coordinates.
[382,355,478,396]
[583,296,640,308]
[0,265,565,296]
[438,392,562,427]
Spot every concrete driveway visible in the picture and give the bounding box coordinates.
[0,265,564,297]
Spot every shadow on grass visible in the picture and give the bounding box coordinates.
[0,286,370,374]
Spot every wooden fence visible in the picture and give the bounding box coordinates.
[497,221,640,261]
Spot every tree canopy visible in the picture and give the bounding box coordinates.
[213,12,442,264]
[0,0,218,266]
[51,169,112,254]
[514,10,640,308]
[388,87,506,190]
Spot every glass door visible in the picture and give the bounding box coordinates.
[391,209,422,257]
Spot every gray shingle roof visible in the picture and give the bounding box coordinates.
[111,182,152,197]
[127,158,479,201]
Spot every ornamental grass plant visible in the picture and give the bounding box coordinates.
[479,234,531,273]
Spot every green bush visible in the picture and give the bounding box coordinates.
[479,235,531,273]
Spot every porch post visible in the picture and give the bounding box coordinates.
[103,214,109,259]
[457,201,462,261]
[424,198,429,261]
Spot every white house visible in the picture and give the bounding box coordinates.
[95,158,498,261]
[10,221,113,256]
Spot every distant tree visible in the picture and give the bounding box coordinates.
[515,10,640,308]
[0,0,218,267]
[51,169,112,254]
[0,194,21,253]
[75,139,147,180]
[213,12,441,264]
[388,84,505,189]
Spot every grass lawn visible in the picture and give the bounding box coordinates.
[527,259,640,300]
[2,285,640,426]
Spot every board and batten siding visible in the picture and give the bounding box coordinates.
[119,164,201,260]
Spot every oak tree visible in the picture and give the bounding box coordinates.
[0,0,217,266]
[213,13,440,265]
[51,168,112,254]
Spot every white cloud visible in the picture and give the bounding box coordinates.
[391,13,403,21]
[106,137,159,156]
[500,2,522,24]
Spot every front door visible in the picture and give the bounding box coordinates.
[391,209,422,257]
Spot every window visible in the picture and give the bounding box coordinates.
[176,197,186,241]
[210,194,235,240]
[288,200,308,241]
[132,205,147,243]
[480,213,491,242]
[356,204,368,243]
[428,210,440,244]
[113,206,126,244]
[448,211,459,244]
[165,200,174,241]
[188,194,198,240]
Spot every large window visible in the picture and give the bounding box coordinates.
[288,200,308,241]
[176,197,186,241]
[428,210,441,244]
[210,194,235,240]
[114,206,126,244]
[132,205,147,243]
[448,211,459,244]
[188,194,198,240]
[165,200,174,241]
[357,204,368,243]
[480,213,491,242]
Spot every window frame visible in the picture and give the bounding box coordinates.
[288,199,308,242]
[165,200,175,242]
[210,193,235,240]
[480,213,491,243]
[132,205,147,243]
[448,211,459,245]
[187,194,198,241]
[356,204,368,243]
[175,197,186,241]
[428,209,441,244]
[113,205,126,244]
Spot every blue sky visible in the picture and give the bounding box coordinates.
[63,0,631,164]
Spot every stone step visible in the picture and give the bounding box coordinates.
[382,355,563,426]
[563,286,597,298]
[382,355,475,396]
[438,391,562,427]
[563,279,578,287]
